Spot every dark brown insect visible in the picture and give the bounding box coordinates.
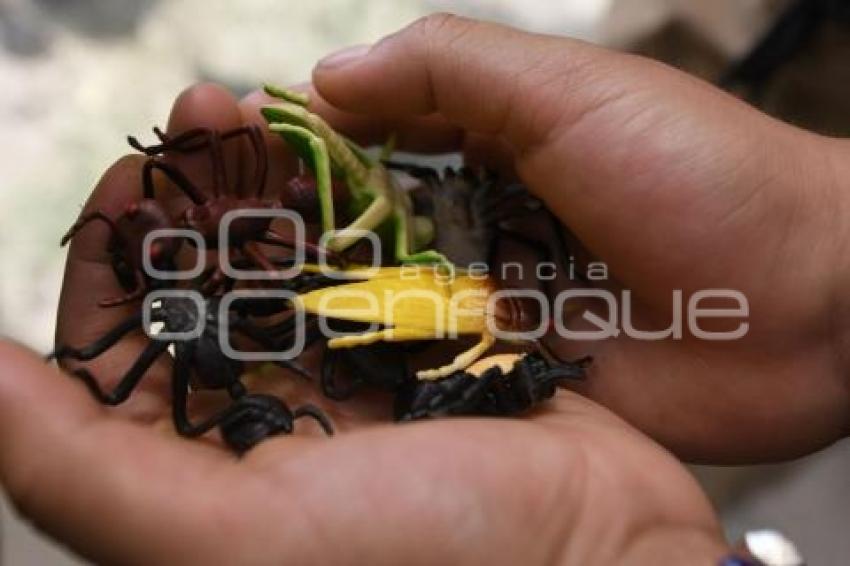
[61,199,183,307]
[282,174,351,224]
[62,126,276,304]
[54,127,355,452]
[130,125,340,292]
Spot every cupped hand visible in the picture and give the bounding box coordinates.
[0,340,726,565]
[5,11,848,563]
[0,78,732,564]
[304,14,850,463]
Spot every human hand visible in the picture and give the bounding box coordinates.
[0,337,729,565]
[0,79,733,565]
[5,11,843,561]
[305,14,850,463]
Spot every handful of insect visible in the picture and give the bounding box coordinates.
[49,90,592,454]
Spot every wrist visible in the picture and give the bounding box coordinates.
[615,525,730,566]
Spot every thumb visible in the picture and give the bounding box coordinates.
[312,14,603,152]
[0,340,228,564]
[312,14,840,304]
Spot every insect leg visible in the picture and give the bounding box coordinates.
[129,127,213,156]
[268,123,336,234]
[293,404,335,436]
[720,0,820,97]
[97,270,148,308]
[170,343,290,440]
[541,356,592,383]
[230,318,311,379]
[327,327,434,349]
[242,241,279,273]
[169,343,242,437]
[60,210,119,247]
[206,129,227,197]
[49,312,144,362]
[320,345,349,400]
[170,343,210,436]
[141,159,208,204]
[416,333,496,381]
[69,340,170,405]
[392,208,446,265]
[262,229,345,266]
[328,193,393,253]
[244,124,268,198]
[199,266,228,295]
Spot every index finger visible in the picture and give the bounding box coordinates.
[0,340,230,565]
[55,83,248,421]
[55,154,173,421]
[240,85,518,178]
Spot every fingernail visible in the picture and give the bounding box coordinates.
[318,44,372,69]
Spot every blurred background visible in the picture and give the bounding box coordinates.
[1,0,848,563]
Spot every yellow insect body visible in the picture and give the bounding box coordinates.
[292,265,498,380]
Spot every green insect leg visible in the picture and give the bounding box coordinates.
[330,194,393,253]
[268,123,336,234]
[392,207,449,265]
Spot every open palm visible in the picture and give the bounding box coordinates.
[0,81,731,565]
[306,15,850,463]
[5,14,849,564]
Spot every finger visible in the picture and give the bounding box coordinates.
[240,85,466,154]
[241,85,519,184]
[312,15,598,149]
[56,84,245,421]
[462,132,518,181]
[238,89,301,198]
[535,391,725,542]
[160,83,244,199]
[309,88,466,152]
[242,389,723,565]
[0,340,230,565]
[558,329,850,463]
[311,14,827,309]
[56,154,172,421]
[305,93,519,178]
